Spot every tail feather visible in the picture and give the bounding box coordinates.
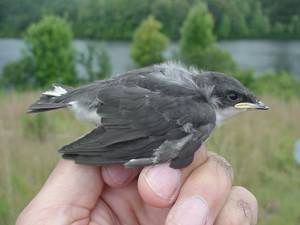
[27,102,68,113]
[28,85,73,113]
[62,153,127,165]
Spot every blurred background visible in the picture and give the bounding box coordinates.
[0,0,299,224]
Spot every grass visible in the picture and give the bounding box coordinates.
[0,92,299,224]
[209,96,300,225]
[0,92,91,224]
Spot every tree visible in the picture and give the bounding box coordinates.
[272,22,285,36]
[150,0,191,39]
[218,15,231,39]
[78,43,112,82]
[0,57,35,90]
[230,12,248,37]
[130,16,169,66]
[290,15,300,36]
[180,2,235,72]
[249,2,270,37]
[184,46,236,72]
[25,15,76,87]
[180,2,215,58]
[98,48,112,80]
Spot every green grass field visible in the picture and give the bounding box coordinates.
[0,92,299,225]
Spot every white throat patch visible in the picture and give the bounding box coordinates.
[215,107,245,125]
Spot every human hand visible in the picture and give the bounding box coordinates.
[16,146,257,225]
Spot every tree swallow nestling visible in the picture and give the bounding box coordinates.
[28,62,269,169]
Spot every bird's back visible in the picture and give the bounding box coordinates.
[27,62,218,169]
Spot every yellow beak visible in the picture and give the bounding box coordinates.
[234,101,269,110]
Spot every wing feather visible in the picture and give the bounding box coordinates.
[59,84,215,166]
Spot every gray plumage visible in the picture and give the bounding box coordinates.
[28,62,268,169]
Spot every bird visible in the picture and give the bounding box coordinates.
[28,62,269,169]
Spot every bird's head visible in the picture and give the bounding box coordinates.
[201,72,269,123]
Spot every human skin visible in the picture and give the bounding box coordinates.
[16,146,258,225]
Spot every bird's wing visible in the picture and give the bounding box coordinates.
[59,85,215,167]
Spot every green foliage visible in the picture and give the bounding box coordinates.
[230,13,248,37]
[0,0,41,37]
[272,22,285,36]
[230,68,256,89]
[25,15,76,87]
[180,2,236,72]
[0,197,9,225]
[180,2,215,56]
[130,16,169,66]
[78,43,112,81]
[1,0,300,40]
[261,0,300,31]
[254,71,300,99]
[249,2,270,36]
[0,15,78,90]
[151,0,191,39]
[98,49,112,80]
[206,0,247,38]
[21,114,53,142]
[183,46,236,72]
[218,15,231,39]
[0,57,35,90]
[290,15,300,36]
[229,69,300,99]
[76,0,151,39]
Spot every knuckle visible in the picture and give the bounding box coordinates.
[208,152,234,182]
[232,186,258,208]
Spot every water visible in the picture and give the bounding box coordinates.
[0,38,300,76]
[220,40,300,77]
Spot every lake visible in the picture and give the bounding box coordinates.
[0,38,300,77]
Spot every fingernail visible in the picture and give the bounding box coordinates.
[166,196,208,225]
[104,165,135,185]
[144,164,181,200]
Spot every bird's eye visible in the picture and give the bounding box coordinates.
[227,92,239,101]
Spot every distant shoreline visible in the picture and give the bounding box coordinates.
[0,38,300,77]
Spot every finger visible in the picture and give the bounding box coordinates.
[166,153,234,225]
[138,146,208,207]
[102,164,140,187]
[214,186,258,225]
[25,160,104,209]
